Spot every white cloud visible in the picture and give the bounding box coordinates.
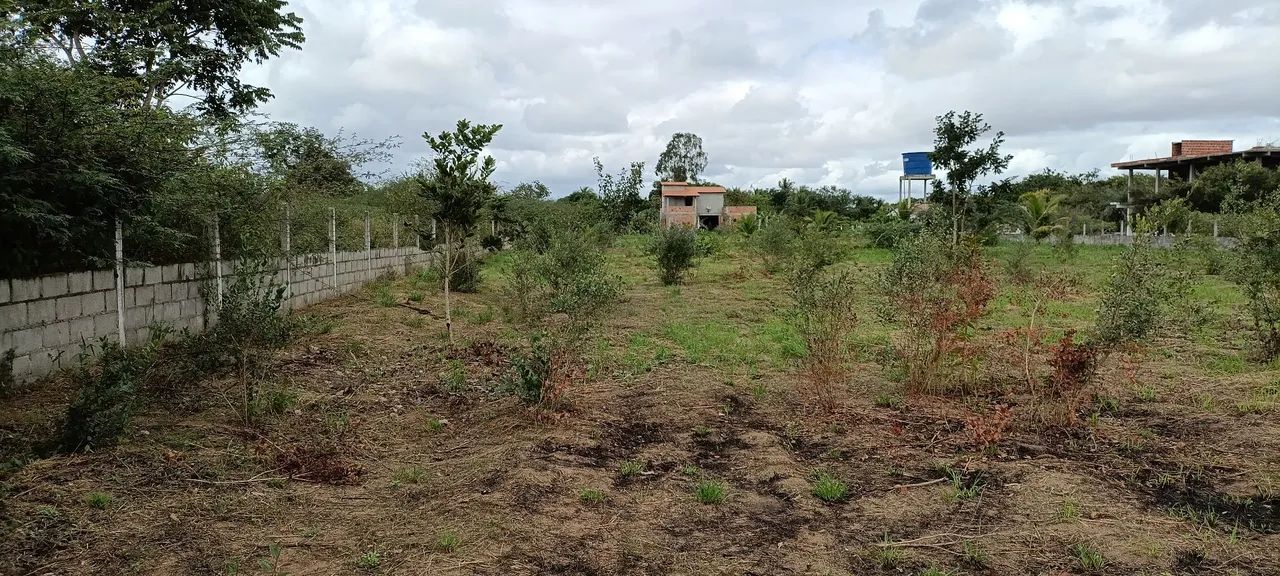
[244,0,1280,199]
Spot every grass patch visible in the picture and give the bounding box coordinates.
[694,480,727,504]
[84,491,113,509]
[435,530,460,553]
[811,471,848,503]
[1068,542,1106,571]
[579,489,606,504]
[618,459,645,479]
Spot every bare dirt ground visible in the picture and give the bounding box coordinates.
[2,241,1278,575]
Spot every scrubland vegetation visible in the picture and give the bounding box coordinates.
[5,3,1280,574]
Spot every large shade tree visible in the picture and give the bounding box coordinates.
[11,0,304,116]
[655,132,708,183]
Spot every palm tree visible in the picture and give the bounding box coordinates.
[1018,189,1066,242]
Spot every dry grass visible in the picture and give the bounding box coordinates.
[2,238,1279,575]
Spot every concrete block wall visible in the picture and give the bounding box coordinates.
[2,246,441,383]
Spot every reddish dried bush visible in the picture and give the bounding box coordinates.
[881,238,996,395]
[966,404,1013,450]
[276,445,364,485]
[1039,330,1101,425]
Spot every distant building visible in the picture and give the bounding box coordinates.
[659,182,757,229]
[1109,140,1280,235]
[1112,140,1280,182]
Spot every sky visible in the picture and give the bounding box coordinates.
[242,0,1280,199]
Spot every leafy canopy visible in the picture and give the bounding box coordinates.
[655,132,708,184]
[418,120,503,235]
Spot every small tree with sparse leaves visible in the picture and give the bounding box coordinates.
[417,119,502,343]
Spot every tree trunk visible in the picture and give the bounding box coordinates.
[443,227,453,344]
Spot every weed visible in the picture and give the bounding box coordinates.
[1136,385,1159,402]
[84,491,113,509]
[440,359,466,393]
[694,480,727,504]
[751,381,768,400]
[579,489,606,504]
[393,466,426,485]
[872,534,905,568]
[251,386,297,418]
[919,568,953,576]
[426,418,446,433]
[0,348,14,397]
[1040,330,1101,425]
[874,393,903,409]
[1056,498,1082,522]
[502,332,584,409]
[256,543,282,574]
[943,468,982,502]
[965,404,1013,450]
[435,530,460,553]
[693,425,712,437]
[811,471,848,503]
[961,539,988,567]
[790,265,860,411]
[681,464,701,477]
[357,549,381,570]
[618,459,645,479]
[1068,542,1106,571]
[407,290,425,303]
[373,283,395,307]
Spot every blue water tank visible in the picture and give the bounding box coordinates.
[902,152,932,176]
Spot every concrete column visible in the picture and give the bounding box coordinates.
[281,202,291,299]
[114,218,126,346]
[329,208,338,295]
[212,218,223,307]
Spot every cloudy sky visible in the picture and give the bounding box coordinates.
[243,0,1280,199]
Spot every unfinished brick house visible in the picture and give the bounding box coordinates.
[659,182,758,229]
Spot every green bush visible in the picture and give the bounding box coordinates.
[206,260,297,425]
[61,338,160,452]
[693,230,723,258]
[480,234,503,252]
[1094,234,1164,347]
[653,226,698,285]
[0,348,14,397]
[1228,229,1280,359]
[735,214,760,237]
[751,219,797,272]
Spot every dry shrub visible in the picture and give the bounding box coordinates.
[966,404,1013,450]
[504,333,586,411]
[881,236,996,395]
[1036,330,1101,425]
[275,445,364,485]
[790,266,860,412]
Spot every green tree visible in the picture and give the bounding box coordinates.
[13,0,305,116]
[594,157,646,230]
[655,132,708,183]
[509,180,551,200]
[253,123,398,197]
[931,111,1011,244]
[417,119,503,342]
[1017,189,1066,242]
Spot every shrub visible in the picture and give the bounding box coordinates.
[1093,233,1164,347]
[207,260,296,425]
[502,333,583,409]
[862,213,918,248]
[500,249,550,323]
[1041,331,1100,425]
[653,226,698,285]
[965,404,1012,450]
[751,219,797,272]
[501,230,621,331]
[480,234,503,252]
[693,229,723,258]
[879,235,995,394]
[0,348,14,397]
[735,214,760,237]
[61,338,158,452]
[1227,229,1280,360]
[789,265,860,411]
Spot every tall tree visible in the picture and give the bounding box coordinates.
[931,111,1011,244]
[12,0,305,116]
[508,180,551,200]
[594,157,646,229]
[417,119,502,342]
[252,123,398,197]
[655,132,708,183]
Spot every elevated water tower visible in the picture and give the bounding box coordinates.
[899,151,935,204]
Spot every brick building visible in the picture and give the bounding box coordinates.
[659,182,757,229]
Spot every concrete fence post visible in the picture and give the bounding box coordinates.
[392,213,400,249]
[1213,218,1219,238]
[364,212,372,276]
[431,218,437,243]
[212,218,224,307]
[281,202,292,299]
[414,215,421,250]
[114,218,126,346]
[329,208,338,295]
